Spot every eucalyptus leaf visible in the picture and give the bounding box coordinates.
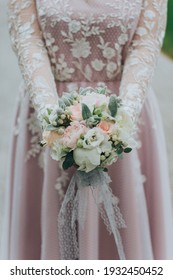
[79,87,92,95]
[97,87,106,95]
[82,103,92,120]
[62,152,74,170]
[46,124,58,131]
[62,96,72,106]
[58,99,66,109]
[43,116,50,123]
[116,146,123,155]
[108,96,118,117]
[47,108,52,115]
[124,147,132,153]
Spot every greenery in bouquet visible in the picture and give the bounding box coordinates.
[40,87,137,172]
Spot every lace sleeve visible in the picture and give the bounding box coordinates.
[7,0,58,122]
[119,0,167,122]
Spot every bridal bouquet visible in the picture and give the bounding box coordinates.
[40,87,136,171]
[40,87,137,260]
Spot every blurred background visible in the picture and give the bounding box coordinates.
[0,0,173,243]
[162,0,173,58]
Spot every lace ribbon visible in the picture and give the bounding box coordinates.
[58,169,126,260]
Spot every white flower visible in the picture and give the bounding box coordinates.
[83,128,105,149]
[91,59,105,71]
[118,33,128,45]
[51,142,66,161]
[73,148,100,172]
[103,47,115,60]
[106,62,117,73]
[99,135,112,153]
[71,38,91,58]
[114,107,137,148]
[68,20,81,33]
[81,92,109,112]
[116,107,134,131]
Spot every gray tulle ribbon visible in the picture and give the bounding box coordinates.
[58,169,126,260]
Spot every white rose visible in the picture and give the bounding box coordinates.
[81,92,109,112]
[99,135,112,153]
[83,128,105,149]
[115,108,137,148]
[51,142,67,161]
[73,148,100,172]
[116,108,134,133]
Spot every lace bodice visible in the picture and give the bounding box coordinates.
[8,0,167,123]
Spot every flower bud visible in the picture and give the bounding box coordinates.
[105,151,110,157]
[112,135,117,142]
[60,114,66,120]
[58,119,63,124]
[58,128,64,135]
[100,155,106,161]
[77,139,83,148]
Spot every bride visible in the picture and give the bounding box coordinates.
[1,0,173,259]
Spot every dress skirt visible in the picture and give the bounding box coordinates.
[1,80,173,260]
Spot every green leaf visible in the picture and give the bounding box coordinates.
[108,96,118,117]
[62,152,74,170]
[61,96,72,106]
[124,147,132,153]
[58,99,66,109]
[47,108,52,115]
[43,116,50,123]
[82,103,92,120]
[46,124,58,131]
[97,87,106,95]
[117,146,123,155]
[79,87,92,95]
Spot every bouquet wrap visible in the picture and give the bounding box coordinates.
[58,169,126,260]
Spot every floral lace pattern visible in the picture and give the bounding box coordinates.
[38,0,142,83]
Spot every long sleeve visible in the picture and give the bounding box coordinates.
[119,0,167,122]
[7,0,58,122]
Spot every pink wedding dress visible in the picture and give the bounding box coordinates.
[1,0,173,259]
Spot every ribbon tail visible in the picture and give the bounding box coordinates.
[92,171,126,260]
[58,173,79,259]
[58,170,126,260]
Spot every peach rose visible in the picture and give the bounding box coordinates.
[68,103,82,121]
[63,122,87,149]
[42,131,62,146]
[97,120,114,133]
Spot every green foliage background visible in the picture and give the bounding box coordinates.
[162,0,173,58]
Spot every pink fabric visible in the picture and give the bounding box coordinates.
[1,0,173,259]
